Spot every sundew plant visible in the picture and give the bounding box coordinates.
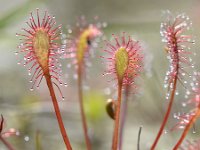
[1,1,200,150]
[64,16,102,150]
[16,9,72,150]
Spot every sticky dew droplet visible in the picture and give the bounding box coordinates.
[64,83,67,87]
[24,136,29,142]
[164,129,168,134]
[15,51,18,55]
[186,90,190,95]
[182,102,187,107]
[192,126,196,134]
[16,131,20,136]
[173,113,177,118]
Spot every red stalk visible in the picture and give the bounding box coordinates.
[173,104,200,150]
[112,81,123,150]
[119,85,130,150]
[151,75,178,150]
[77,64,91,150]
[0,136,15,150]
[45,73,72,150]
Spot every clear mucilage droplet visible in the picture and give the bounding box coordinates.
[182,102,187,107]
[164,129,168,134]
[24,136,30,142]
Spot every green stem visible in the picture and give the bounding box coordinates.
[45,74,72,150]
[77,64,91,150]
[112,81,123,150]
[151,75,178,150]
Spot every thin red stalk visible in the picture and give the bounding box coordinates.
[0,135,15,150]
[45,73,72,150]
[112,81,123,150]
[173,105,200,150]
[151,75,178,150]
[77,63,91,150]
[119,85,129,150]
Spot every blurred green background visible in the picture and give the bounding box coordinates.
[0,0,200,149]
